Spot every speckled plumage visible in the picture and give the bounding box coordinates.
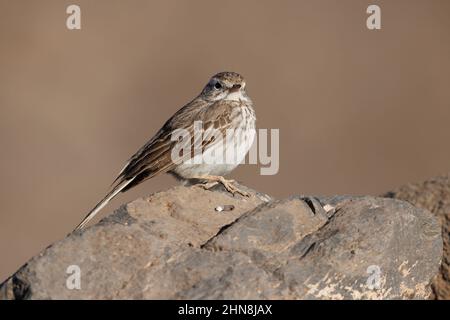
[75,72,256,230]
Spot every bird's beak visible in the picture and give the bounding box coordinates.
[229,84,242,93]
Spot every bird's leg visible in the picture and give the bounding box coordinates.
[193,175,249,197]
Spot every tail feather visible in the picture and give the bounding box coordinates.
[74,178,134,231]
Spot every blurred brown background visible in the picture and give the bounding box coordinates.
[1,0,449,282]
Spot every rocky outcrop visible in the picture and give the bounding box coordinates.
[385,174,450,300]
[0,184,443,300]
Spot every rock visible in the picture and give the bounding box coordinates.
[0,184,442,300]
[384,174,450,300]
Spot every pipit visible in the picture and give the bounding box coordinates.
[75,71,256,230]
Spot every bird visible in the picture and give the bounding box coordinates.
[75,71,256,230]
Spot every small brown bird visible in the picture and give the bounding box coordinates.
[75,72,256,230]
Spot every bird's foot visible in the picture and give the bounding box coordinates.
[195,176,250,197]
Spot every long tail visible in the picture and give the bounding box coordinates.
[74,178,134,231]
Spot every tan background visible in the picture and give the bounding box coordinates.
[1,0,449,282]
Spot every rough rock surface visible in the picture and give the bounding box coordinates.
[0,184,443,300]
[385,174,450,300]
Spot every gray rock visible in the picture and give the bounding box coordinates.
[384,173,450,300]
[0,184,442,299]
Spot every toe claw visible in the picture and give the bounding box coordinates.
[192,176,250,198]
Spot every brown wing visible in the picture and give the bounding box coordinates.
[113,98,236,192]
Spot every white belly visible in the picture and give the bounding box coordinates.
[172,105,256,179]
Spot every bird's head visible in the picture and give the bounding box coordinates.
[201,71,248,102]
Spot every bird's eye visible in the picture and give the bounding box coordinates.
[214,82,222,89]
